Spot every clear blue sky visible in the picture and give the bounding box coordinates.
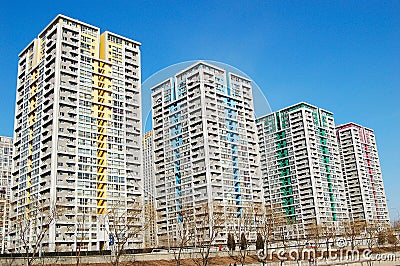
[0,1,399,221]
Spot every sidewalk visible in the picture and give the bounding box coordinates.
[245,252,400,266]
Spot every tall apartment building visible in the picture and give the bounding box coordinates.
[0,137,12,198]
[336,123,389,223]
[151,62,262,247]
[10,15,142,252]
[0,199,9,254]
[142,131,157,247]
[0,136,12,253]
[257,103,348,237]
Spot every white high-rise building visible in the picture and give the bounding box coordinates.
[10,15,142,252]
[0,136,12,253]
[151,62,262,247]
[257,103,348,237]
[142,130,157,247]
[336,123,389,223]
[0,137,12,199]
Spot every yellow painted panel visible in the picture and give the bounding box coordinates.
[97,208,106,214]
[100,33,107,60]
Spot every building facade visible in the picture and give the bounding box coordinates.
[142,130,157,247]
[336,123,389,223]
[10,15,142,252]
[0,199,9,254]
[257,103,348,237]
[151,62,262,247]
[0,136,12,253]
[0,137,12,199]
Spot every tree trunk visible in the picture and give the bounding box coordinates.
[76,244,81,266]
[117,246,120,266]
[326,240,329,260]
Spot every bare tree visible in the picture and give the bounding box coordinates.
[65,207,94,266]
[364,221,381,251]
[321,222,338,260]
[293,228,306,266]
[342,220,366,250]
[386,227,399,248]
[191,202,226,266]
[100,199,144,266]
[393,219,400,250]
[375,223,397,248]
[228,206,256,266]
[363,221,384,266]
[253,203,280,265]
[306,223,324,265]
[274,210,292,266]
[377,230,386,246]
[143,201,157,248]
[172,207,195,266]
[393,219,400,230]
[13,201,58,266]
[75,216,86,266]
